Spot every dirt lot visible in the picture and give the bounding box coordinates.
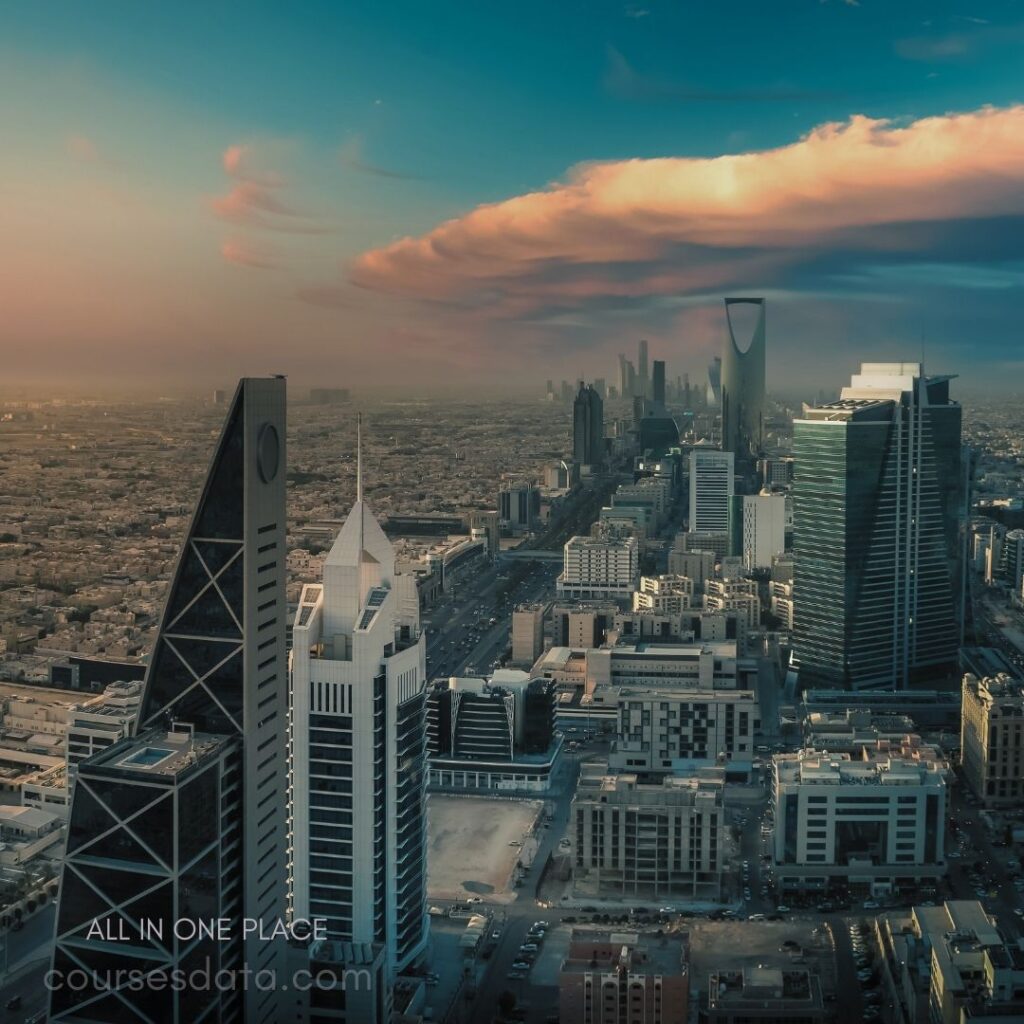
[427,795,542,900]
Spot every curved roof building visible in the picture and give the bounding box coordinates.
[721,297,766,458]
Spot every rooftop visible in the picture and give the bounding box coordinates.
[90,727,232,779]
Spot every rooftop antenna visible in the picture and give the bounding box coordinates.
[356,411,363,504]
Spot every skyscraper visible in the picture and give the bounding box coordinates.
[290,416,429,1015]
[689,449,734,534]
[638,339,649,398]
[573,381,604,467]
[706,357,722,408]
[50,377,289,1024]
[793,363,964,690]
[652,360,666,406]
[721,297,767,460]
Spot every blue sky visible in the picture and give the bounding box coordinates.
[2,1,1024,392]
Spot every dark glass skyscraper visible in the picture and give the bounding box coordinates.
[793,363,963,690]
[50,378,289,1024]
[573,381,604,467]
[721,297,766,459]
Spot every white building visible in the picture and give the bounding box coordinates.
[633,575,693,614]
[961,672,1024,807]
[290,454,429,1006]
[704,577,761,629]
[609,686,759,771]
[573,766,724,898]
[558,535,639,600]
[689,449,734,534]
[65,681,142,773]
[736,492,786,569]
[771,746,947,894]
[588,640,757,691]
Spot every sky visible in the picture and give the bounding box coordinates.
[2,0,1024,396]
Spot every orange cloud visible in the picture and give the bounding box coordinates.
[352,105,1024,313]
[221,238,279,270]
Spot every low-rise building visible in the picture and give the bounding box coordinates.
[633,575,694,614]
[609,686,759,772]
[771,746,947,894]
[961,672,1024,807]
[877,901,1024,1024]
[588,640,757,691]
[425,672,560,792]
[559,930,689,1024]
[703,578,761,630]
[573,767,723,898]
[700,967,825,1024]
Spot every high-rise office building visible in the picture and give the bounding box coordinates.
[721,297,766,459]
[289,418,429,1015]
[793,363,964,690]
[638,339,649,398]
[652,359,666,406]
[573,381,604,467]
[706,357,722,408]
[50,377,289,1024]
[689,449,735,534]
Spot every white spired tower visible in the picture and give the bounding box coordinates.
[290,415,429,1015]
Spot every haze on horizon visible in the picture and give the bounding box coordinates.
[3,0,1024,396]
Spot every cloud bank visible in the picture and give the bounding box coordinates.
[352,105,1024,319]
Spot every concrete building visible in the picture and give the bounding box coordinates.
[877,901,1024,1024]
[793,363,964,690]
[633,575,694,614]
[689,450,734,534]
[64,680,142,772]
[704,577,761,629]
[667,547,716,592]
[609,685,759,771]
[700,967,825,1024]
[961,672,1024,807]
[588,640,757,691]
[771,745,947,894]
[511,603,546,666]
[498,479,541,533]
[559,930,690,1024]
[729,492,786,570]
[573,768,723,898]
[425,672,559,792]
[50,377,290,1024]
[289,422,429,1011]
[558,535,639,600]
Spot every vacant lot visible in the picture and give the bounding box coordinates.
[428,795,541,900]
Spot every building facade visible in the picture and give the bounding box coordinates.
[573,769,723,898]
[289,460,429,1006]
[961,672,1024,807]
[558,536,639,600]
[689,450,734,534]
[793,363,964,690]
[51,377,290,1024]
[771,746,947,894]
[574,382,605,468]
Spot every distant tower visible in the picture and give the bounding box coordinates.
[573,382,605,467]
[652,360,666,406]
[721,297,767,459]
[707,357,722,407]
[638,339,649,398]
[50,378,289,1024]
[290,415,429,1016]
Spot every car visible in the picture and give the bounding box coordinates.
[535,921,551,929]
[520,943,539,953]
[659,905,674,914]
[863,900,879,909]
[492,929,502,939]
[776,905,791,913]
[748,913,766,921]
[507,970,526,979]
[466,896,483,904]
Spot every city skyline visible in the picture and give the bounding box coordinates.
[4,1,1024,392]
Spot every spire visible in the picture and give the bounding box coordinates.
[356,411,363,504]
